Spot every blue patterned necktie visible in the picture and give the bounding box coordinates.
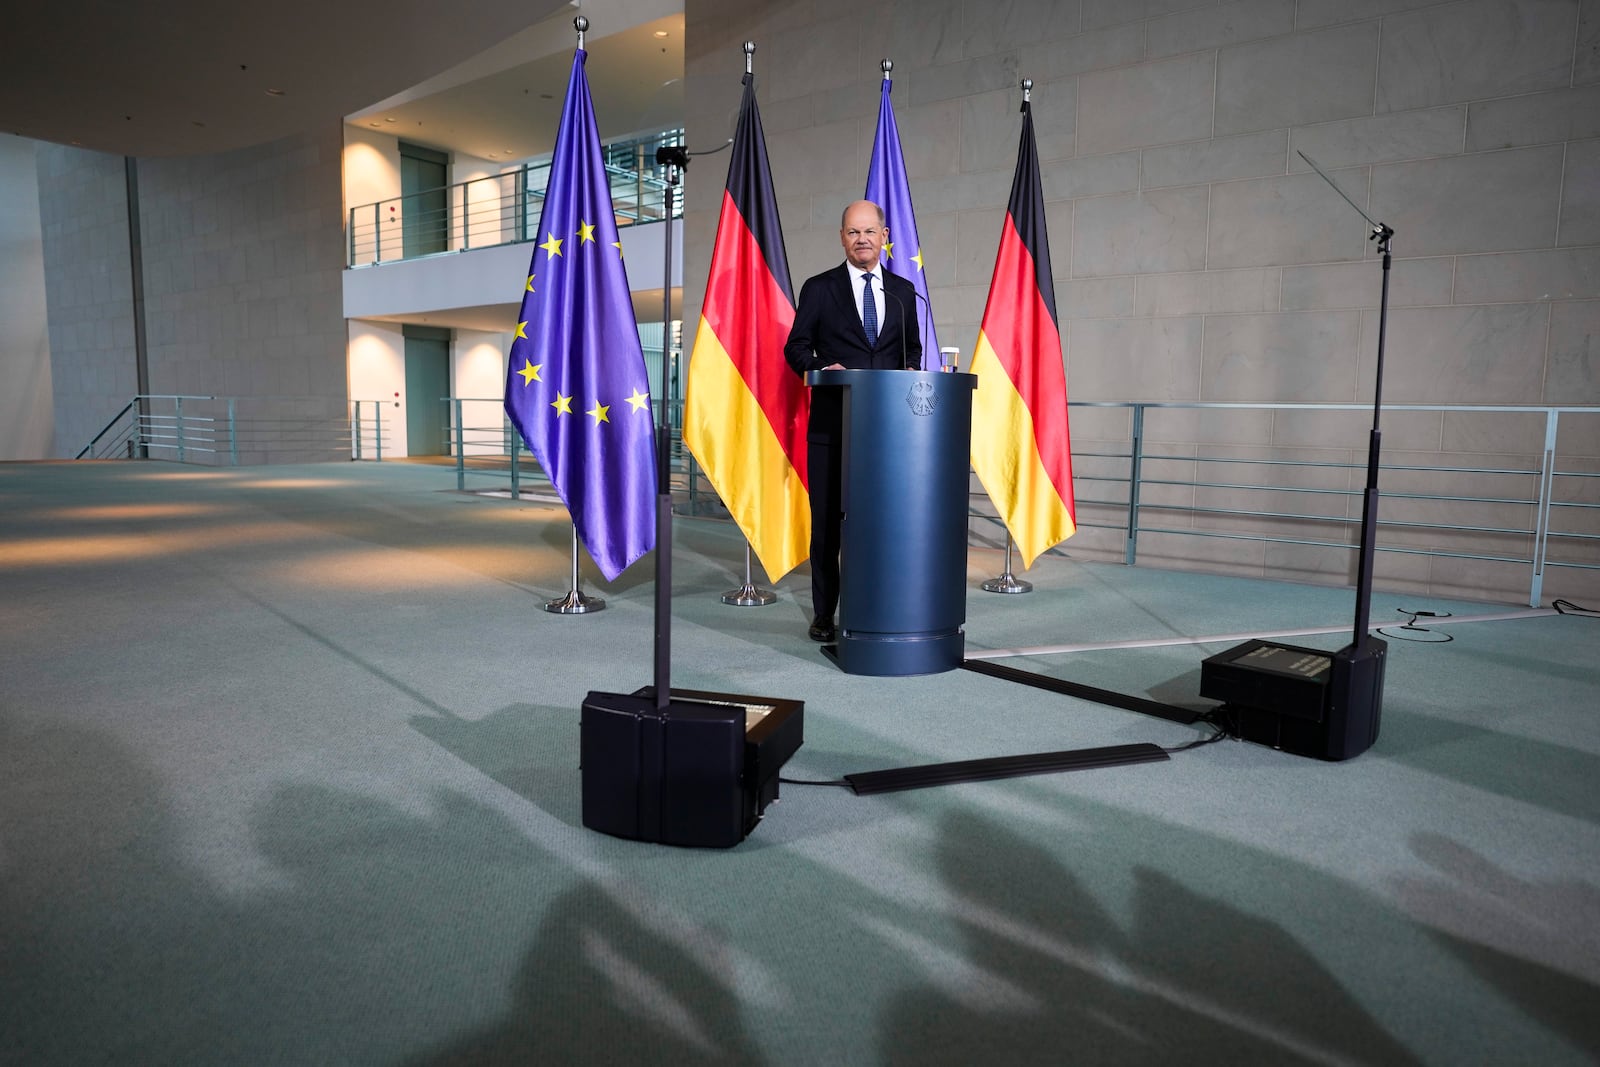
[861,271,878,347]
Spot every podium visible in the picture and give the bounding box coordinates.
[807,369,976,676]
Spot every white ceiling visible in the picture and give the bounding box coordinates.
[0,0,683,161]
[349,11,685,163]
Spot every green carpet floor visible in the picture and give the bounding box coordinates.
[2,459,1596,1065]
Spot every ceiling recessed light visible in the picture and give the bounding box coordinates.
[384,117,396,123]
[265,88,285,96]
[369,122,380,128]
[653,30,668,37]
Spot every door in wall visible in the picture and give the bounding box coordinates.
[400,142,448,258]
[403,327,451,456]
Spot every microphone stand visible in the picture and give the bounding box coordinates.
[1195,151,1391,760]
[876,277,911,370]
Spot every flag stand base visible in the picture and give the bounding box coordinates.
[547,590,604,614]
[722,583,776,606]
[721,545,775,605]
[981,536,1033,594]
[981,573,1032,594]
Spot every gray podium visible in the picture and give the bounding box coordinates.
[807,369,976,676]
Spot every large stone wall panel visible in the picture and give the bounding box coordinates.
[1580,0,1600,84]
[1546,300,1600,404]
[1135,267,1282,317]
[1289,108,1466,172]
[1019,23,1146,81]
[1141,130,1289,190]
[1558,138,1600,247]
[1453,248,1600,304]
[1077,52,1217,155]
[960,0,1083,59]
[1376,0,1579,113]
[1208,170,1370,268]
[1215,22,1379,136]
[1201,311,1365,401]
[1281,257,1455,310]
[1072,186,1211,277]
[1357,303,1551,404]
[1371,145,1566,257]
[1067,316,1205,400]
[1466,86,1600,151]
[1146,0,1297,59]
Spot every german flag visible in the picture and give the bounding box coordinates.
[969,97,1075,568]
[683,72,809,580]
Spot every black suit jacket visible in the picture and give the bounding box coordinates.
[784,263,923,442]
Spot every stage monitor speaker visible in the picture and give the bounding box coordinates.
[580,688,803,848]
[1199,638,1385,761]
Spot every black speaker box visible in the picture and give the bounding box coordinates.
[580,687,803,848]
[1199,638,1385,761]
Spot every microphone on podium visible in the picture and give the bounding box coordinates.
[876,277,912,370]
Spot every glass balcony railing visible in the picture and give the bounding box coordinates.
[347,129,683,268]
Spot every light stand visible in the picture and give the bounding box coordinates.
[1197,153,1391,761]
[577,95,802,848]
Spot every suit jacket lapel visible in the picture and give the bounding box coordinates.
[829,265,865,347]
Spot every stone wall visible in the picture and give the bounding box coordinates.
[683,0,1600,605]
[38,125,349,463]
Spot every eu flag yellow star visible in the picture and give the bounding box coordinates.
[883,240,894,259]
[587,402,610,424]
[551,393,573,415]
[514,321,528,339]
[625,389,650,413]
[540,233,563,258]
[912,248,925,272]
[577,220,596,244]
[526,274,535,292]
[612,241,624,258]
[517,360,542,386]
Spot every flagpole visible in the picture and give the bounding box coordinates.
[538,13,608,618]
[547,525,605,613]
[712,42,779,610]
[979,78,1040,597]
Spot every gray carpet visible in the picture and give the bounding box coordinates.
[2,459,1596,1065]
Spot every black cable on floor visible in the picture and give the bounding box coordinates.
[1377,607,1455,643]
[1165,722,1230,752]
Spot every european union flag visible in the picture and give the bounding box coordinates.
[505,48,657,582]
[865,75,941,371]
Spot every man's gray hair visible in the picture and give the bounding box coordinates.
[841,201,886,228]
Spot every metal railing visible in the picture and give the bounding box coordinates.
[429,398,1593,608]
[347,130,683,268]
[349,400,396,460]
[436,397,693,500]
[1060,401,1599,608]
[77,395,361,465]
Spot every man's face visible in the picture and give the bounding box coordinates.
[840,204,887,270]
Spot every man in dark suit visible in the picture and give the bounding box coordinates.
[784,199,923,643]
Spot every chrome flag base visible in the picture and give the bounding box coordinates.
[981,536,1033,594]
[721,545,775,606]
